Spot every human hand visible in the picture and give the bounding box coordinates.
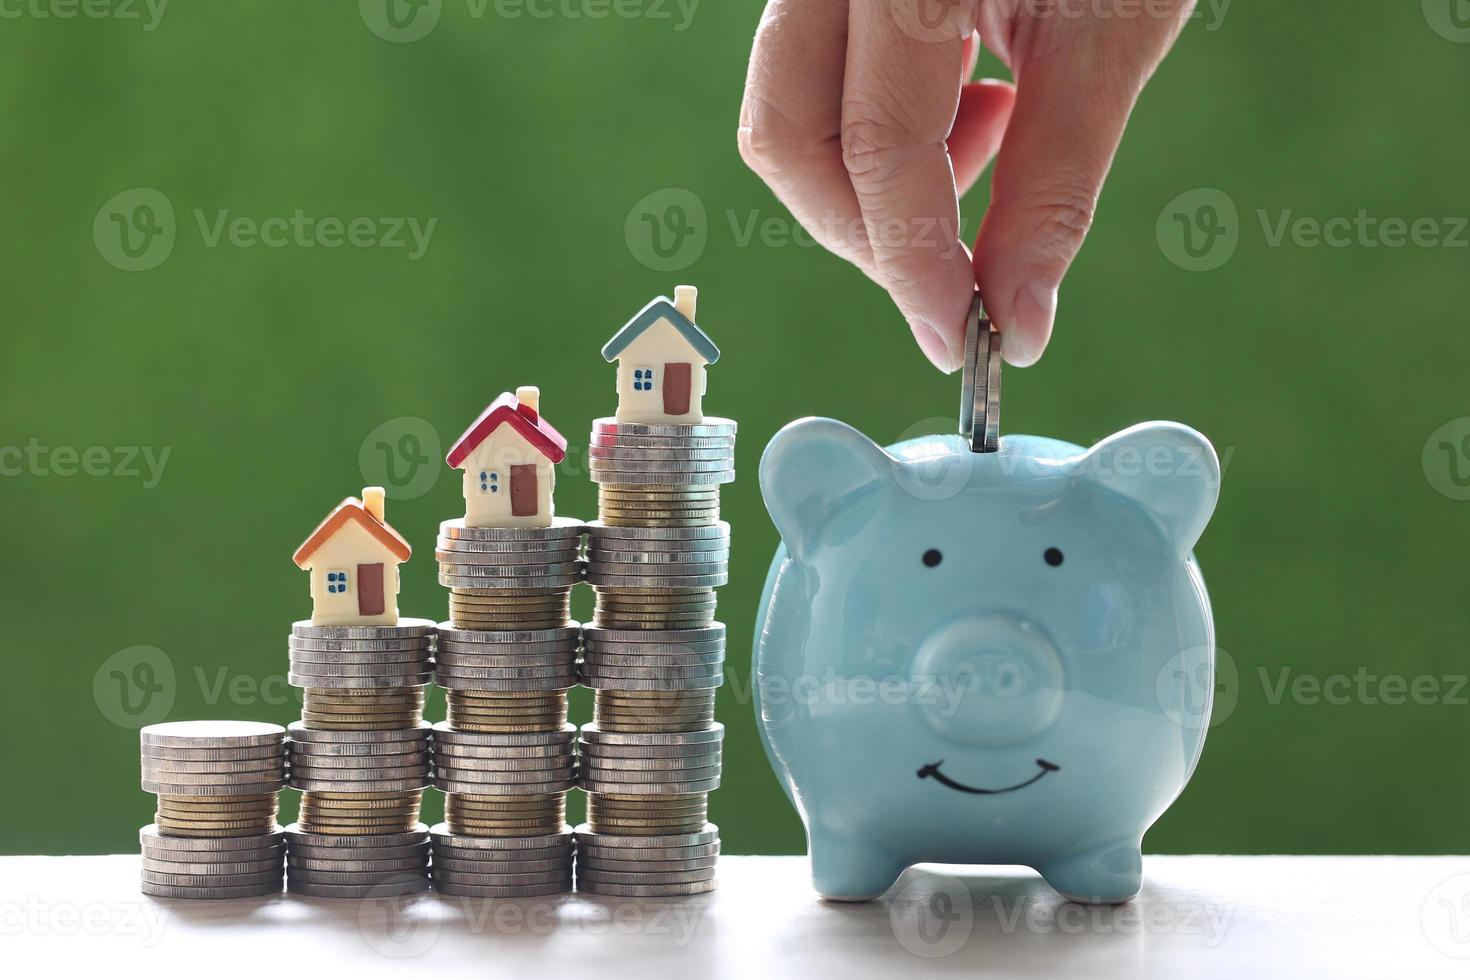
[738,0,1194,370]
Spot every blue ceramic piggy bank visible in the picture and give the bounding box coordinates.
[754,419,1221,903]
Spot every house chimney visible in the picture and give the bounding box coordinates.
[362,486,385,523]
[674,284,697,322]
[516,385,540,422]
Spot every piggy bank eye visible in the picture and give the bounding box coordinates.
[1044,547,1064,567]
[922,549,943,568]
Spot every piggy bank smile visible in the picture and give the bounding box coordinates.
[916,758,1060,794]
[754,418,1220,904]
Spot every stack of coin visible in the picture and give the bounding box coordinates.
[429,824,574,898]
[289,620,435,728]
[286,619,434,894]
[284,823,431,898]
[578,417,733,896]
[429,722,576,895]
[435,622,579,735]
[438,518,584,631]
[572,823,720,898]
[138,721,286,899]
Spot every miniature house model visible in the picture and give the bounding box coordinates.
[292,487,411,626]
[446,386,568,528]
[602,285,721,424]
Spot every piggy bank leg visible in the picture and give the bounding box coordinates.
[809,831,908,902]
[1037,838,1143,905]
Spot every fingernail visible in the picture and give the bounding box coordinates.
[913,319,961,375]
[1005,280,1057,367]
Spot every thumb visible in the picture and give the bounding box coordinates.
[973,21,1184,366]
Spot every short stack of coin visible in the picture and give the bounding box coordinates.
[138,720,286,899]
[430,721,576,896]
[438,518,584,631]
[285,823,431,898]
[578,417,733,896]
[285,619,435,896]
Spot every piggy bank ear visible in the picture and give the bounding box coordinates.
[1080,422,1220,557]
[760,418,893,561]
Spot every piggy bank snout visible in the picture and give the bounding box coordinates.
[910,617,1065,746]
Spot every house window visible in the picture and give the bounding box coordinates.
[480,470,499,494]
[633,367,655,392]
[326,570,349,594]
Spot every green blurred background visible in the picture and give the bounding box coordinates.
[2,2,1468,857]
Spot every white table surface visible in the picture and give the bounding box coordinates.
[4,855,1468,977]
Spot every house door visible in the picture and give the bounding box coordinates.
[662,362,692,415]
[510,464,538,517]
[356,563,385,616]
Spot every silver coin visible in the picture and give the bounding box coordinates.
[582,625,724,644]
[139,755,283,774]
[288,844,429,863]
[439,517,586,541]
[579,758,717,775]
[579,723,723,745]
[431,845,573,866]
[590,454,736,473]
[436,623,580,644]
[437,643,576,661]
[589,451,735,467]
[586,520,729,540]
[140,855,284,874]
[436,675,576,694]
[580,855,718,871]
[577,865,717,884]
[959,294,1002,454]
[286,722,430,744]
[435,550,580,568]
[438,560,582,577]
[140,879,283,900]
[583,652,725,669]
[283,823,428,848]
[431,744,570,763]
[436,778,573,796]
[286,636,433,653]
[287,856,429,873]
[435,537,583,555]
[578,742,723,760]
[581,763,722,782]
[429,823,572,848]
[432,880,570,898]
[593,472,735,487]
[439,573,581,590]
[139,744,284,762]
[434,764,573,783]
[589,558,727,575]
[432,870,572,888]
[286,651,433,669]
[592,418,737,438]
[142,866,283,886]
[287,742,429,760]
[580,662,724,678]
[289,776,428,793]
[435,651,573,670]
[589,435,735,452]
[586,573,728,588]
[141,778,282,796]
[431,723,575,746]
[287,867,431,885]
[431,856,571,874]
[288,751,429,770]
[287,878,431,899]
[139,824,282,847]
[580,774,721,793]
[435,661,574,679]
[287,660,430,678]
[580,676,723,694]
[142,845,286,869]
[588,548,731,566]
[576,878,716,897]
[290,619,436,640]
[140,721,285,749]
[286,672,430,689]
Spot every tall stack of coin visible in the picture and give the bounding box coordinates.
[578,416,734,896]
[138,720,286,899]
[428,621,578,896]
[284,619,435,897]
